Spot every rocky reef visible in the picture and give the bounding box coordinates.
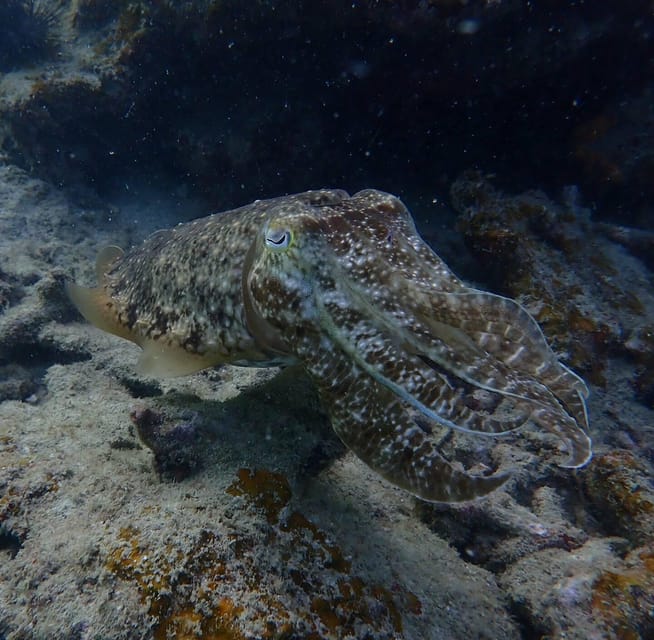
[0,1,652,219]
[1,2,653,639]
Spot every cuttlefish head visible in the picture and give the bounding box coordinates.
[244,189,591,503]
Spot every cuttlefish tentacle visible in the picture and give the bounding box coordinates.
[316,290,535,437]
[295,334,510,502]
[403,295,592,466]
[414,288,590,429]
[313,279,590,470]
[68,188,592,504]
[319,253,591,468]
[397,313,592,466]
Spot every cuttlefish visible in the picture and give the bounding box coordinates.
[67,189,591,502]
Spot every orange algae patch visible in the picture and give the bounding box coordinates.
[153,599,245,640]
[105,526,245,640]
[226,467,411,636]
[225,468,291,524]
[591,548,654,640]
[282,510,351,573]
[105,468,421,638]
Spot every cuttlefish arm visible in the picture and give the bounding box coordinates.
[298,333,511,502]
[401,290,592,467]
[304,285,588,502]
[316,276,592,470]
[311,208,592,470]
[411,288,589,430]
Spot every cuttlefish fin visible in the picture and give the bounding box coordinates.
[66,245,136,342]
[66,280,137,343]
[95,245,124,284]
[310,361,509,503]
[137,338,224,377]
[67,280,222,377]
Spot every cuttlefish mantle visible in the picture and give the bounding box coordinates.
[67,188,592,503]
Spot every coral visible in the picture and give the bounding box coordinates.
[0,0,63,71]
[105,467,419,639]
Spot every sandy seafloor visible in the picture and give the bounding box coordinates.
[1,159,653,640]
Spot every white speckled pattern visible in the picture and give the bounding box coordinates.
[68,189,591,502]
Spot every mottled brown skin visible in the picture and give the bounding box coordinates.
[67,189,592,502]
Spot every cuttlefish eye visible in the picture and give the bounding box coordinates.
[265,228,292,250]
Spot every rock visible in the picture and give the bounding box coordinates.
[500,539,625,639]
[582,449,654,545]
[450,174,654,390]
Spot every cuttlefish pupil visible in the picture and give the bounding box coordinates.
[265,228,292,249]
[67,188,592,503]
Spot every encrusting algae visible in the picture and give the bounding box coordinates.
[104,467,417,639]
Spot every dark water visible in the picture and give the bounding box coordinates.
[1,1,653,225]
